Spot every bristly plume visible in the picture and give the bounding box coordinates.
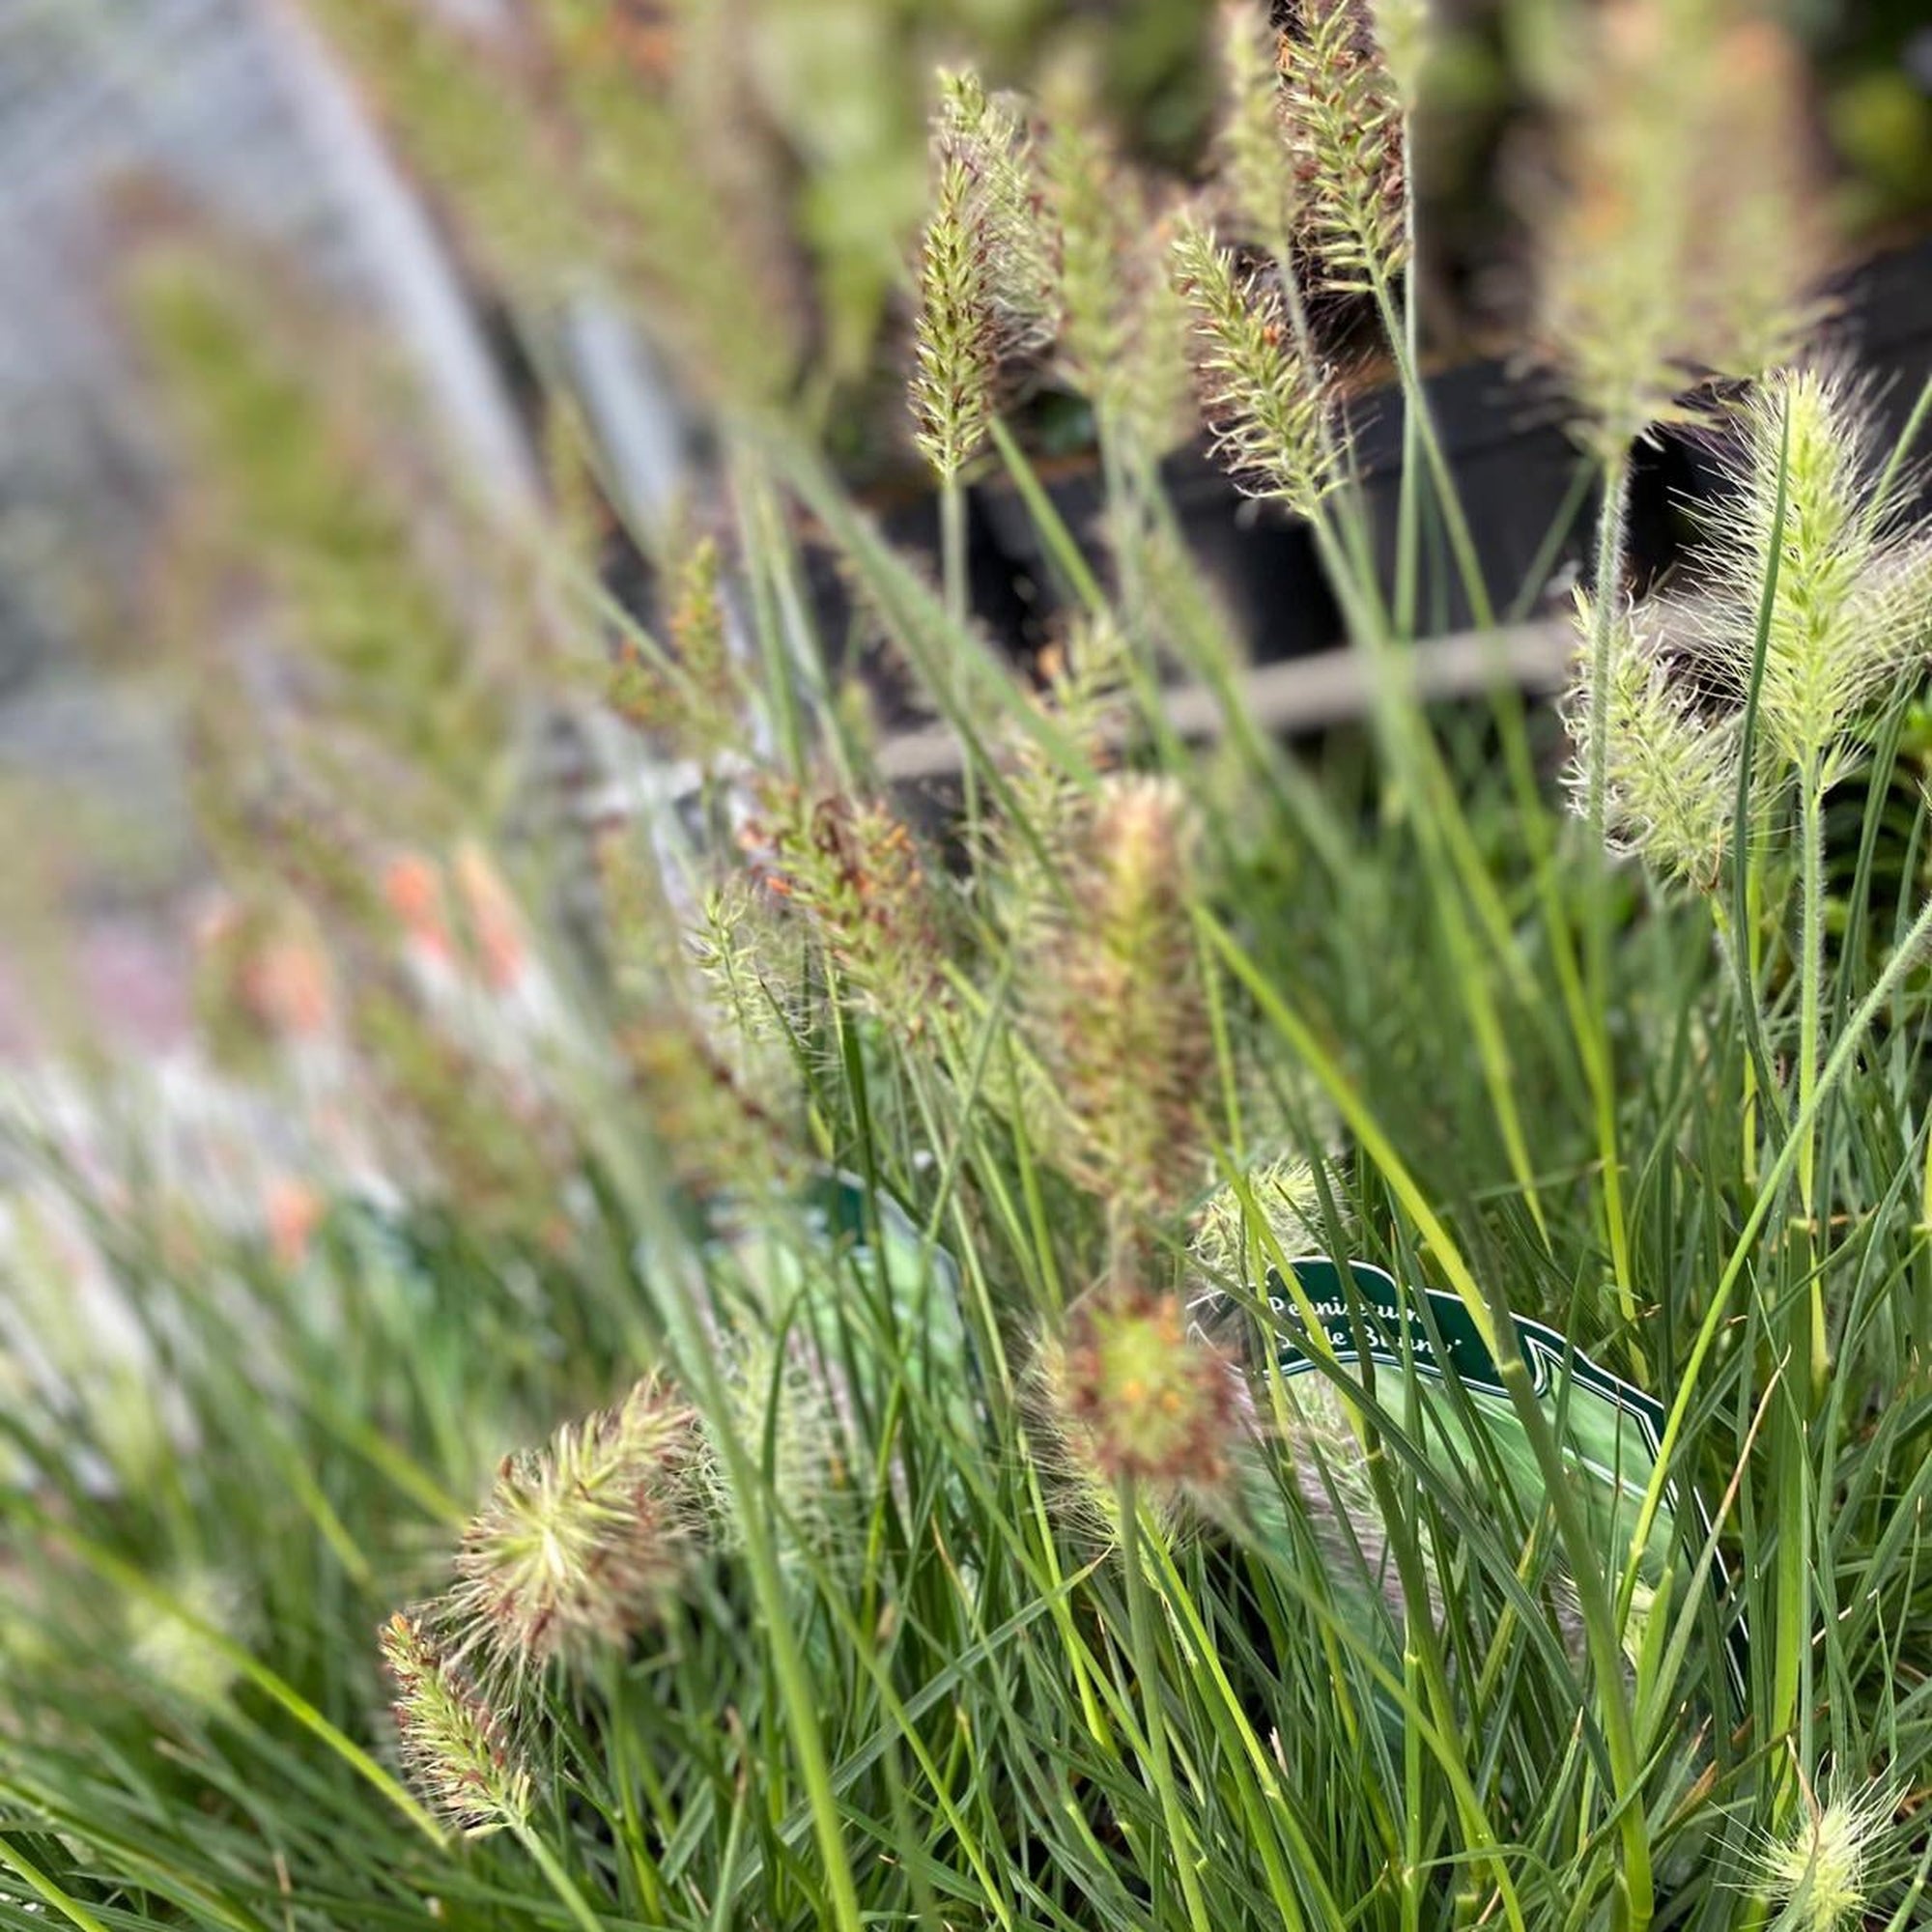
[1276,0,1409,295]
[1743,1773,1900,1932]
[1044,123,1193,463]
[1689,366,1932,784]
[1024,776,1209,1213]
[910,154,998,480]
[1534,0,1822,453]
[379,1611,531,1837]
[448,1378,701,1681]
[1170,216,1336,518]
[1562,596,1739,890]
[933,71,1056,355]
[1037,1286,1244,1505]
[909,71,1055,479]
[741,786,947,1040]
[1191,1153,1334,1288]
[1213,2,1295,258]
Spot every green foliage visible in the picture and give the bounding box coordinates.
[6,11,1932,1932]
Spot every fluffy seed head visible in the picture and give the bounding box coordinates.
[1277,0,1408,295]
[909,71,1055,479]
[1534,0,1821,451]
[1043,125,1193,461]
[1052,1287,1243,1490]
[1690,365,1932,781]
[1025,776,1209,1212]
[450,1378,700,1680]
[1563,595,1740,889]
[910,155,998,480]
[1171,215,1336,518]
[741,786,946,1039]
[1747,1776,1897,1932]
[380,1611,530,1836]
[1191,1154,1332,1288]
[1214,3,1295,254]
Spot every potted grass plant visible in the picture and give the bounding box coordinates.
[4,4,1932,1932]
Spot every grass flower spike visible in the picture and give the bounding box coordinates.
[1694,366,1931,784]
[1562,596,1739,889]
[1746,1775,1897,1932]
[1214,2,1295,257]
[380,1612,531,1837]
[1053,1287,1243,1492]
[909,71,1053,479]
[1277,0,1408,295]
[1171,215,1335,517]
[450,1378,700,1680]
[910,154,998,480]
[1536,0,1820,450]
[1026,775,1209,1213]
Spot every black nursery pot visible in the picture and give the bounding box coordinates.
[884,232,1932,683]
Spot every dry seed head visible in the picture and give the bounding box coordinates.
[379,1611,530,1837]
[933,71,1056,355]
[1053,1287,1243,1491]
[1191,1153,1332,1287]
[1026,776,1209,1212]
[449,1378,700,1680]
[909,71,1055,480]
[1171,215,1336,517]
[1277,0,1409,295]
[1563,595,1739,890]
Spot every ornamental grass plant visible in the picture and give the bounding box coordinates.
[4,4,1932,1932]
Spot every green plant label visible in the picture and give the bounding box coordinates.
[1266,1257,1746,1701]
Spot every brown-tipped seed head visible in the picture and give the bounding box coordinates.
[1057,1287,1242,1489]
[449,1378,700,1679]
[380,1611,530,1836]
[1277,0,1409,295]
[1024,775,1210,1212]
[1171,216,1336,517]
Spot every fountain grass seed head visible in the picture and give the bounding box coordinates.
[1691,364,1932,784]
[1171,214,1336,519]
[1023,775,1210,1213]
[380,1610,531,1837]
[1038,1285,1246,1513]
[448,1377,702,1682]
[1276,0,1409,296]
[1562,593,1740,889]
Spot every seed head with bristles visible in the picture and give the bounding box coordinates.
[908,71,1055,480]
[448,1378,701,1681]
[1024,776,1209,1213]
[379,1611,530,1837]
[1562,595,1740,890]
[1689,365,1932,784]
[910,154,998,480]
[933,71,1055,355]
[1743,1773,1898,1932]
[1191,1153,1334,1289]
[1170,215,1336,518]
[1277,0,1409,296]
[1043,124,1193,462]
[1534,0,1821,453]
[1048,1286,1244,1493]
[1213,2,1295,257]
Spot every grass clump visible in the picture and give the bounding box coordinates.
[4,7,1932,1932]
